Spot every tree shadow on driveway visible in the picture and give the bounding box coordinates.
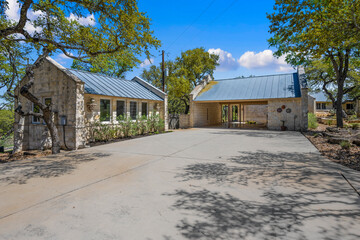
[0,152,111,185]
[166,151,360,239]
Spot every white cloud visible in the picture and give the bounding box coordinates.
[5,0,20,21]
[67,13,96,26]
[140,58,154,68]
[5,0,43,34]
[208,48,239,71]
[238,50,294,72]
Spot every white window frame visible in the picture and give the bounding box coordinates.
[141,102,148,117]
[32,103,41,124]
[130,101,138,120]
[116,100,126,120]
[100,99,112,122]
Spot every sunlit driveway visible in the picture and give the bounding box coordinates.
[0,128,360,239]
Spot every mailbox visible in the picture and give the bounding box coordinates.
[60,116,67,126]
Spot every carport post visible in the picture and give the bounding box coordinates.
[227,104,230,128]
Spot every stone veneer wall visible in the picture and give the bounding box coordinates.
[243,105,268,124]
[190,102,221,127]
[267,98,303,131]
[14,59,83,150]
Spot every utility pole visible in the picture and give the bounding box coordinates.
[162,50,165,92]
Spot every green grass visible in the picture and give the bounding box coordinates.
[308,113,319,129]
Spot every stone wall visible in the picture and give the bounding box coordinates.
[190,102,221,127]
[308,96,316,114]
[179,114,190,128]
[243,105,268,124]
[268,98,302,131]
[14,58,83,150]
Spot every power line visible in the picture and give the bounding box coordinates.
[165,0,217,52]
[186,0,239,45]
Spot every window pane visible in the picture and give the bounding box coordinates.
[117,101,125,119]
[141,102,148,116]
[322,103,326,109]
[130,102,137,120]
[33,104,40,123]
[45,98,51,106]
[100,99,111,121]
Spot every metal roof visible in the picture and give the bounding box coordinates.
[194,73,301,101]
[310,92,329,102]
[67,69,164,101]
[310,91,352,102]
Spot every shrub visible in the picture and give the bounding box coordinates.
[326,119,333,126]
[348,114,358,120]
[350,123,360,130]
[340,140,351,150]
[308,113,318,129]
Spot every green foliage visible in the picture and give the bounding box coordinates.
[350,123,360,130]
[88,113,164,142]
[71,51,140,78]
[326,119,333,126]
[141,47,219,114]
[340,140,351,150]
[267,1,360,127]
[348,114,358,120]
[0,109,14,136]
[308,113,319,129]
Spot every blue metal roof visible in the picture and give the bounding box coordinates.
[310,91,352,102]
[194,73,301,101]
[67,69,163,101]
[310,92,329,102]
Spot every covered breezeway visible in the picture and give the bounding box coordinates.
[220,101,268,129]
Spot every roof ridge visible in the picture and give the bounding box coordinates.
[67,68,130,81]
[215,72,297,81]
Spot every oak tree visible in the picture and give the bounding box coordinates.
[0,0,160,153]
[267,0,360,127]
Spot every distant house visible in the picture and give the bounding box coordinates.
[311,91,358,114]
[14,58,168,151]
[186,67,311,131]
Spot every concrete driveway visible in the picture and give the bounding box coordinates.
[0,128,360,240]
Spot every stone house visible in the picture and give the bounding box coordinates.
[311,91,359,115]
[14,57,168,151]
[184,67,310,131]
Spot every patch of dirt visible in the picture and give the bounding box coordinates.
[304,124,360,171]
[0,150,52,163]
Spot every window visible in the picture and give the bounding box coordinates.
[44,98,52,107]
[316,103,326,110]
[116,100,125,120]
[32,103,41,123]
[346,103,354,110]
[141,102,148,117]
[100,99,111,122]
[130,102,137,120]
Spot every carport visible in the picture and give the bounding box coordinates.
[189,70,309,131]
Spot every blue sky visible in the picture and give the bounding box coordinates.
[54,0,295,80]
[4,0,295,90]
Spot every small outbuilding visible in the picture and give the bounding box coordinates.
[187,67,310,131]
[14,58,168,151]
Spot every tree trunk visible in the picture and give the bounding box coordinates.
[184,103,190,114]
[336,78,345,128]
[43,109,61,154]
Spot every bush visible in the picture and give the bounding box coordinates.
[340,140,351,150]
[88,112,165,143]
[308,113,318,129]
[0,109,14,137]
[350,123,360,130]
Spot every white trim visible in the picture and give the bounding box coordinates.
[129,101,138,120]
[32,103,41,124]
